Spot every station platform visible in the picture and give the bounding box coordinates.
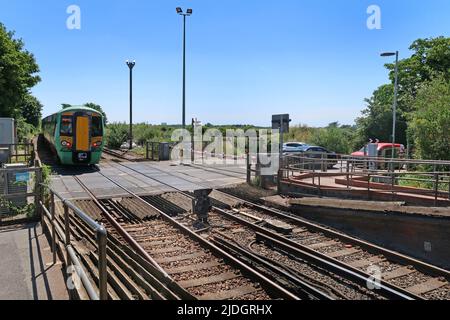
[50,161,247,200]
[0,222,68,300]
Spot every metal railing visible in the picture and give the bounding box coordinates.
[0,143,35,164]
[145,141,176,161]
[39,186,108,300]
[282,153,450,205]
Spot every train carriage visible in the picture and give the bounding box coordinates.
[42,106,105,165]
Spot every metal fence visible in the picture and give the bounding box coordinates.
[281,153,450,204]
[145,141,175,161]
[0,143,35,164]
[39,186,108,300]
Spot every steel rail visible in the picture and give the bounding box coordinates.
[104,161,450,283]
[211,206,421,300]
[88,171,301,300]
[216,189,450,281]
[72,176,170,279]
[97,161,430,299]
[211,235,334,300]
[100,162,412,299]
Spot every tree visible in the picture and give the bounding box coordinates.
[355,84,408,146]
[310,123,356,154]
[356,37,450,149]
[21,94,43,127]
[61,103,72,109]
[385,37,450,102]
[0,23,40,118]
[410,76,450,161]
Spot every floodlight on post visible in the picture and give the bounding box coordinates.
[381,51,399,164]
[126,60,136,150]
[176,7,193,128]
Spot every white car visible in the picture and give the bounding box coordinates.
[120,141,137,150]
[283,142,308,153]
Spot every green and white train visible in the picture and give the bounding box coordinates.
[42,106,105,165]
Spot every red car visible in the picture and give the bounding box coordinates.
[352,143,405,158]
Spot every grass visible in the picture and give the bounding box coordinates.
[397,174,449,192]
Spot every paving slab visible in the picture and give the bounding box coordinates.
[0,223,69,300]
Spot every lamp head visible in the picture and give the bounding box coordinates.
[176,7,183,14]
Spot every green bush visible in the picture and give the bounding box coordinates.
[105,123,128,149]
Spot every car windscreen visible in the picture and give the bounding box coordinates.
[286,143,302,147]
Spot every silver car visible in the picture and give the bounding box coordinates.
[283,142,308,154]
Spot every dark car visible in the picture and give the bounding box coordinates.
[300,146,338,169]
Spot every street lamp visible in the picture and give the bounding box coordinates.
[126,60,136,150]
[176,7,193,128]
[381,51,399,161]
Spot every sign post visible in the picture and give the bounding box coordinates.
[272,114,291,192]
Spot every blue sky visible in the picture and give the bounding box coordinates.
[0,0,448,126]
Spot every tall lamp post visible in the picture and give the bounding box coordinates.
[381,51,399,161]
[176,7,193,128]
[126,60,136,150]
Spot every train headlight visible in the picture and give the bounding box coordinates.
[61,141,71,148]
[92,141,102,148]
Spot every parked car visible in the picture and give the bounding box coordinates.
[283,142,308,153]
[120,141,137,150]
[351,142,406,169]
[351,142,405,158]
[300,145,338,169]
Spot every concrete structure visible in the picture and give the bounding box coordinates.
[0,223,69,300]
[0,118,16,145]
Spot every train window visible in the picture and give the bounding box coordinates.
[60,116,73,136]
[91,116,103,137]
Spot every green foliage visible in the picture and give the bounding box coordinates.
[0,23,40,119]
[310,123,356,154]
[0,197,36,218]
[357,37,450,150]
[385,37,450,100]
[355,84,408,147]
[15,116,38,142]
[285,124,315,143]
[409,76,450,161]
[105,122,128,149]
[133,123,173,145]
[21,94,43,127]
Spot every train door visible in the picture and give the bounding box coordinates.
[74,113,91,162]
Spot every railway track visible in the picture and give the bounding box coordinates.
[210,190,450,300]
[98,161,450,300]
[102,148,144,162]
[72,175,299,300]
